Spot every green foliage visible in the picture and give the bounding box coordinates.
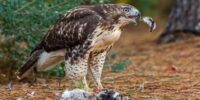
[82,0,113,4]
[111,60,129,73]
[107,51,117,59]
[133,0,160,15]
[0,0,112,76]
[78,80,85,89]
[48,65,65,77]
[0,0,80,68]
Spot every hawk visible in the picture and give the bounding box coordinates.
[16,4,155,90]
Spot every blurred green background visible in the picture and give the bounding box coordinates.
[0,0,173,80]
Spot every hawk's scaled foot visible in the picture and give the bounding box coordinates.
[82,76,92,92]
[96,79,103,90]
[73,77,91,91]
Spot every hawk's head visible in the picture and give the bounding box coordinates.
[120,4,141,23]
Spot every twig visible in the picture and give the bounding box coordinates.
[58,77,62,90]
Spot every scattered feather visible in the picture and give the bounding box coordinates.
[140,17,156,32]
[146,96,151,100]
[27,91,35,97]
[138,83,145,91]
[17,97,23,100]
[7,81,13,91]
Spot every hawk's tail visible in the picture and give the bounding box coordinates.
[16,50,44,80]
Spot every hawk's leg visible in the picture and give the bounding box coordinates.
[65,51,90,90]
[82,76,89,90]
[64,35,94,90]
[89,51,107,90]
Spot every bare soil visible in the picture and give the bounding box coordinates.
[0,24,200,100]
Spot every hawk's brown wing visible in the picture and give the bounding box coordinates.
[32,7,102,53]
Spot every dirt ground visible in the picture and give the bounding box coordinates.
[1,23,200,100]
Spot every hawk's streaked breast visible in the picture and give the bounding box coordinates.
[93,24,122,51]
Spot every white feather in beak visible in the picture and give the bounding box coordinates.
[140,16,156,32]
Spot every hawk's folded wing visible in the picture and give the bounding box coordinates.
[32,7,102,53]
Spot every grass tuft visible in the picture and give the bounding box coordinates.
[111,60,129,73]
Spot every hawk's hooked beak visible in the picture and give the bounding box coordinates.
[128,12,141,25]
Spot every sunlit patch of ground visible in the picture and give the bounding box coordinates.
[1,24,200,99]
